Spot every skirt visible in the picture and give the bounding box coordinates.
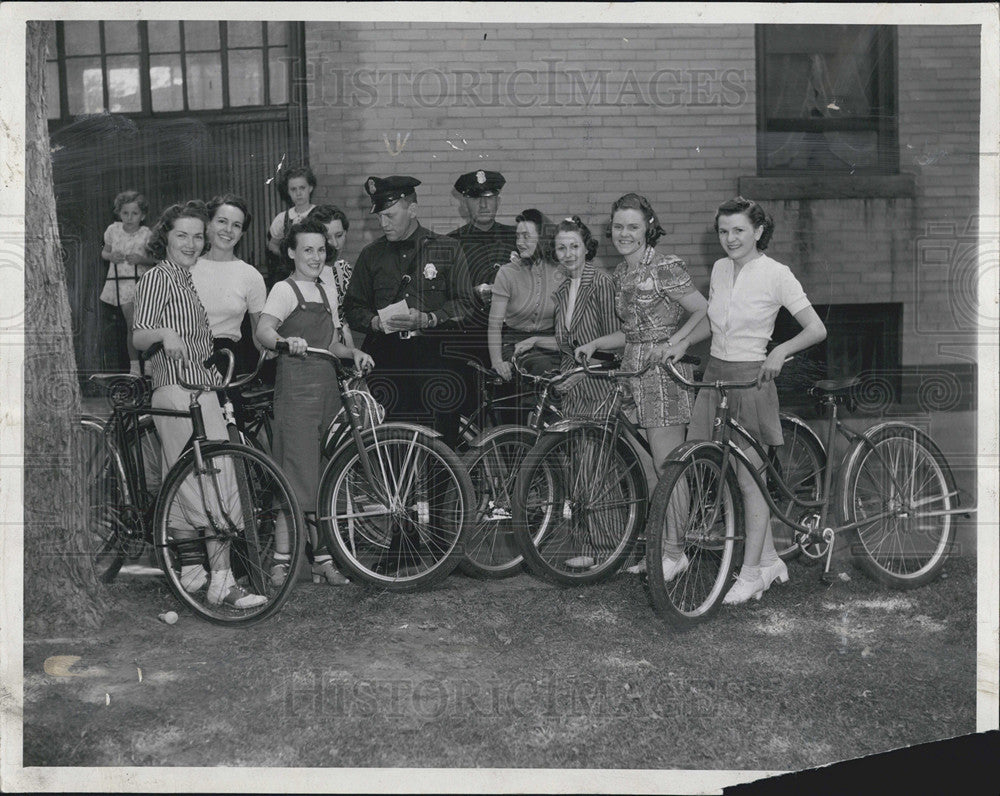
[687,357,783,448]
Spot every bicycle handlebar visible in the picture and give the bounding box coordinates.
[177,348,237,393]
[274,341,370,378]
[579,353,701,381]
[660,356,793,391]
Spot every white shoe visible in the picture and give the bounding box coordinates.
[180,564,207,593]
[760,559,789,590]
[207,570,267,608]
[661,553,690,582]
[723,570,765,605]
[565,555,595,569]
[625,559,647,575]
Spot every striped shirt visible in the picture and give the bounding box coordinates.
[553,264,621,417]
[133,260,220,391]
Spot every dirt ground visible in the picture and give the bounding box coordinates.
[21,547,977,778]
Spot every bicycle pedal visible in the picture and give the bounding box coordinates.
[820,570,837,584]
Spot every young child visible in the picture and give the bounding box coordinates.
[255,220,374,586]
[266,165,318,279]
[99,190,156,375]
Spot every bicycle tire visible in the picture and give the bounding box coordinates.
[512,425,646,586]
[839,424,957,589]
[317,426,474,591]
[645,445,743,631]
[74,416,158,583]
[769,415,826,562]
[154,442,304,625]
[459,425,542,579]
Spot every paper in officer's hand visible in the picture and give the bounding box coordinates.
[378,300,410,332]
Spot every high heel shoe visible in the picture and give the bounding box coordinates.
[312,558,350,586]
[760,559,789,591]
[722,570,765,605]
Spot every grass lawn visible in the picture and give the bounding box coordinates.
[23,552,976,774]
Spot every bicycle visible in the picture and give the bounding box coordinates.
[75,349,305,625]
[645,358,974,630]
[510,356,688,586]
[456,356,552,448]
[281,345,475,591]
[458,353,568,579]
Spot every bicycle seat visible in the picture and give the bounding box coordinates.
[811,376,860,394]
[240,384,275,405]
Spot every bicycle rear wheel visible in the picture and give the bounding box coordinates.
[460,425,541,579]
[512,426,646,586]
[769,415,826,561]
[73,417,158,583]
[646,446,743,631]
[155,443,303,625]
[840,424,957,588]
[317,426,473,591]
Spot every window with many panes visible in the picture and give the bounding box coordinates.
[756,25,897,174]
[46,20,293,119]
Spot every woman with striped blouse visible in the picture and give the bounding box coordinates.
[133,200,267,610]
[512,216,620,417]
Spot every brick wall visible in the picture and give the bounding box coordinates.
[305,22,757,292]
[305,22,981,370]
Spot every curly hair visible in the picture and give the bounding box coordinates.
[515,208,553,262]
[277,165,317,205]
[554,215,599,262]
[307,204,350,263]
[282,219,330,269]
[608,193,665,246]
[146,200,210,262]
[207,193,252,229]
[714,196,776,251]
[113,190,148,219]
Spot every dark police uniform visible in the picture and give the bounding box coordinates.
[343,176,474,447]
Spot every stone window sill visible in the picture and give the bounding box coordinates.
[738,174,916,201]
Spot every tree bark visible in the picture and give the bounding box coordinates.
[24,21,105,633]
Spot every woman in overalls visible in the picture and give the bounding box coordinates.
[256,219,374,585]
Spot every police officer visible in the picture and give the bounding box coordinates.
[449,169,517,339]
[343,176,473,447]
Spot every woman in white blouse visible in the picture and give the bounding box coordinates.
[655,197,826,605]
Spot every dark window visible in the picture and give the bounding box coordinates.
[46,20,293,118]
[757,25,897,174]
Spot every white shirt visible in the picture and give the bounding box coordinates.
[563,276,582,330]
[262,265,342,328]
[268,205,315,242]
[189,257,266,341]
[707,253,811,361]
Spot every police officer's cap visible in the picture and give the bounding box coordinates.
[454,170,506,198]
[365,175,421,213]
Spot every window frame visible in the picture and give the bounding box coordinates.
[47,20,297,119]
[755,24,899,176]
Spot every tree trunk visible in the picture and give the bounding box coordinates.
[24,21,105,633]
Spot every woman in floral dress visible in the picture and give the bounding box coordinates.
[575,193,708,479]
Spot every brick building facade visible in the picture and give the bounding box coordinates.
[304,22,981,406]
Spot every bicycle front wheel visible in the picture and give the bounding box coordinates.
[646,447,743,630]
[512,426,646,586]
[840,424,957,588]
[317,427,473,591]
[460,425,541,579]
[769,415,826,561]
[155,443,304,625]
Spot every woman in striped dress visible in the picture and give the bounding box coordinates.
[512,216,620,417]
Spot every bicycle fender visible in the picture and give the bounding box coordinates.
[663,439,724,465]
[779,411,826,455]
[323,422,444,471]
[465,424,537,448]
